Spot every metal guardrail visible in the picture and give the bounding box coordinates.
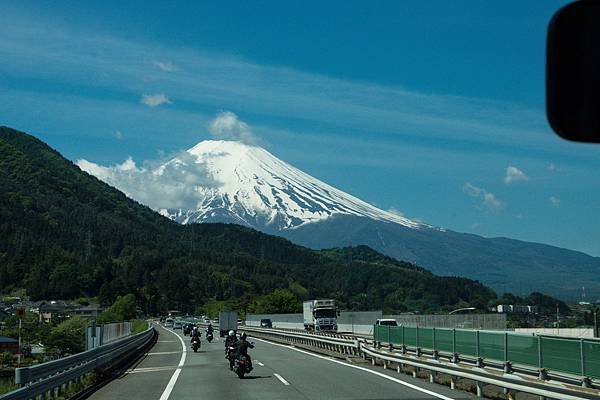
[0,326,155,400]
[241,325,600,399]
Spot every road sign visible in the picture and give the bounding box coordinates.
[16,306,25,318]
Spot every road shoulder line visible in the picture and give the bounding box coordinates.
[158,325,187,400]
[252,337,454,400]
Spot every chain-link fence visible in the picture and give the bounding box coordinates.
[384,313,506,330]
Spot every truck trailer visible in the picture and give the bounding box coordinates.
[219,309,238,337]
[303,299,338,332]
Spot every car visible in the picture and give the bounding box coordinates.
[173,321,182,329]
[203,317,211,323]
[375,319,398,327]
[165,318,174,327]
[260,318,273,328]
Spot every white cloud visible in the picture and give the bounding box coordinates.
[113,130,123,140]
[549,196,561,207]
[504,165,529,184]
[76,152,219,210]
[208,111,256,144]
[0,16,558,155]
[463,182,504,211]
[140,93,171,107]
[546,163,559,172]
[153,60,177,72]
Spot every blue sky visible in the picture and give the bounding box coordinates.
[2,1,600,256]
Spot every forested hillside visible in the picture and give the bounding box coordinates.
[0,126,496,314]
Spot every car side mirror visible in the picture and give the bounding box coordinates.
[547,0,600,142]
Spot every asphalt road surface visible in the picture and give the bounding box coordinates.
[88,323,476,400]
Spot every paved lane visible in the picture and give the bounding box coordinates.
[88,325,476,400]
[88,323,183,400]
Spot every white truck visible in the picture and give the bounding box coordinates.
[219,309,238,337]
[303,299,338,332]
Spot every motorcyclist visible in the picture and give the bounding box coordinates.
[190,326,201,343]
[233,333,254,371]
[224,329,237,348]
[207,323,214,335]
[224,330,238,369]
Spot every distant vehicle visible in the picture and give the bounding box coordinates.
[165,318,174,327]
[173,321,182,329]
[219,310,238,337]
[303,299,338,332]
[375,319,398,327]
[260,318,272,328]
[203,317,211,323]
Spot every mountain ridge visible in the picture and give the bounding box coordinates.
[84,139,600,300]
[0,125,495,313]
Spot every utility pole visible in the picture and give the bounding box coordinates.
[85,230,92,262]
[594,307,599,338]
[16,306,25,367]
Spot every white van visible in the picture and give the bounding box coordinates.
[375,319,398,327]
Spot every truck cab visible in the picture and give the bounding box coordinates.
[304,299,338,332]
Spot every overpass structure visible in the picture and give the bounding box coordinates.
[2,322,599,400]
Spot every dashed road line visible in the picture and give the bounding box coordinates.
[273,373,290,386]
[146,351,181,356]
[257,361,264,367]
[126,366,177,374]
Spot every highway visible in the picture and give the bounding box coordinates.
[88,323,476,400]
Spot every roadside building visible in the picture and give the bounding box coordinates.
[0,336,19,355]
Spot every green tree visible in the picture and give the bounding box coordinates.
[97,294,137,323]
[249,289,300,313]
[45,317,88,356]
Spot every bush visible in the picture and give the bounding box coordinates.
[0,352,13,367]
[45,317,88,356]
[97,294,136,323]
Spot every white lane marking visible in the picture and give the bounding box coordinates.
[126,366,177,374]
[159,327,187,400]
[253,338,454,400]
[257,361,264,367]
[146,351,181,356]
[157,340,177,343]
[273,373,290,386]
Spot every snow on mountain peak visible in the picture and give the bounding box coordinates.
[159,140,425,230]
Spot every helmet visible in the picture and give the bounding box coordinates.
[228,330,235,337]
[240,333,247,340]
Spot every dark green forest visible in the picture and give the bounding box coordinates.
[0,126,497,314]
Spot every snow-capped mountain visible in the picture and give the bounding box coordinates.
[79,138,600,299]
[158,140,425,232]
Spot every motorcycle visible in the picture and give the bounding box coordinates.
[191,337,201,352]
[226,345,236,370]
[233,354,251,378]
[206,331,214,343]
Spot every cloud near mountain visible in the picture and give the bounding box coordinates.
[77,151,219,210]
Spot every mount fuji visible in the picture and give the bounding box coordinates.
[84,140,600,299]
[159,140,424,232]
